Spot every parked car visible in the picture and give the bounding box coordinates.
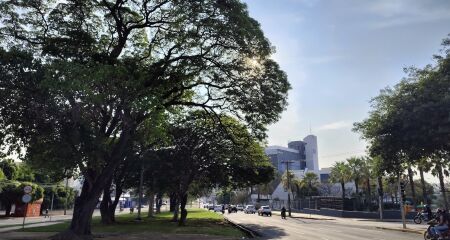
[258,206,272,216]
[244,205,256,214]
[236,205,244,211]
[214,205,223,212]
[228,205,238,213]
[208,205,215,210]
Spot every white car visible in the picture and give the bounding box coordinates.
[244,205,256,214]
[236,205,244,211]
[258,206,272,216]
[214,205,223,212]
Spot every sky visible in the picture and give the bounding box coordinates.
[243,0,450,169]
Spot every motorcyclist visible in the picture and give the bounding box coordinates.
[281,206,287,219]
[429,208,449,239]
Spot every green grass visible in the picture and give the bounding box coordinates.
[21,209,244,237]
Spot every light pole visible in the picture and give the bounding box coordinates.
[281,160,294,217]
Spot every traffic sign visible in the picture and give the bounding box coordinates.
[23,186,32,194]
[22,194,32,203]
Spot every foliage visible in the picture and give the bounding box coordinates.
[330,162,351,186]
[0,180,44,216]
[0,159,19,180]
[353,37,450,171]
[0,1,289,235]
[42,185,77,210]
[0,169,5,181]
[405,180,435,204]
[330,161,351,199]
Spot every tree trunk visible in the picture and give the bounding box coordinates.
[147,192,155,218]
[100,194,113,224]
[341,182,345,201]
[354,178,359,195]
[51,179,103,240]
[178,193,188,226]
[377,176,384,220]
[156,193,162,214]
[407,167,416,202]
[100,178,114,224]
[419,167,429,204]
[437,165,449,210]
[171,201,179,222]
[169,193,176,212]
[4,202,12,217]
[366,178,372,210]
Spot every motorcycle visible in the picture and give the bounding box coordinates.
[424,221,450,240]
[415,211,429,224]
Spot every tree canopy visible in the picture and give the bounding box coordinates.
[0,1,289,238]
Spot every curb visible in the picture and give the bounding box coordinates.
[375,226,423,234]
[271,212,334,221]
[223,217,260,238]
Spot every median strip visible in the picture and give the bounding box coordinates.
[223,216,260,238]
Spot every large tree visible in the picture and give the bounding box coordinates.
[354,36,450,208]
[155,112,275,226]
[0,1,289,239]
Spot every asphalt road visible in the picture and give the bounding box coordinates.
[225,212,422,240]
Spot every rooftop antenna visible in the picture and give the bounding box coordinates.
[309,122,312,134]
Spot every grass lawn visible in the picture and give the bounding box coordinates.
[21,209,244,238]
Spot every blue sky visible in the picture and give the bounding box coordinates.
[243,0,450,168]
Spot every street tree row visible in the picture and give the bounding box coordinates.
[0,1,290,239]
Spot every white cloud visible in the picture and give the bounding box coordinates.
[317,121,351,131]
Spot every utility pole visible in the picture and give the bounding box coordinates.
[398,176,406,229]
[281,160,294,217]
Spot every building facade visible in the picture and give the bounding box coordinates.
[265,135,319,173]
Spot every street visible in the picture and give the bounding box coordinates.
[225,211,424,240]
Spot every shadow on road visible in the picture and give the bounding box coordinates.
[242,223,287,239]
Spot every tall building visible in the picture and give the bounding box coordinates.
[265,134,319,173]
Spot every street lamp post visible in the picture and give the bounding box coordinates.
[281,160,294,217]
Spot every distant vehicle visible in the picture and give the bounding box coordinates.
[229,205,237,213]
[214,205,223,212]
[244,205,256,214]
[258,206,272,216]
[208,205,215,210]
[236,205,244,211]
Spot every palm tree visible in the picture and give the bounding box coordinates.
[417,158,432,204]
[406,165,416,202]
[330,161,351,201]
[281,170,297,193]
[347,156,365,195]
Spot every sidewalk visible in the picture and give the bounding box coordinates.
[274,211,427,234]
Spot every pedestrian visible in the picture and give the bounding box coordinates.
[281,206,286,220]
[222,205,225,214]
[44,208,49,218]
